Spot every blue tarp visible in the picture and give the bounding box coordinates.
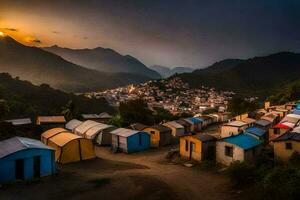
[223,134,262,150]
[296,103,300,110]
[245,127,266,137]
[293,109,300,115]
[188,117,203,124]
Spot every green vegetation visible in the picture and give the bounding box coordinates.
[225,153,300,200]
[227,96,259,117]
[0,73,114,119]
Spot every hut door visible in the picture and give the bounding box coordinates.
[33,156,41,178]
[15,159,24,180]
[189,142,195,159]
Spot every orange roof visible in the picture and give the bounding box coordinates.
[37,116,66,124]
[42,128,69,139]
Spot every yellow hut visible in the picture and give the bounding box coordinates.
[180,134,216,162]
[143,125,172,148]
[273,132,300,162]
[41,128,95,164]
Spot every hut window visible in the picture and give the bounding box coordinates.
[274,129,280,135]
[185,140,189,151]
[285,143,292,150]
[225,146,233,157]
[139,134,142,145]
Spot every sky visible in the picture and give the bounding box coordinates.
[0,0,300,68]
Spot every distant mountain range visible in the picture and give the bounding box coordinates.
[0,36,154,92]
[43,45,161,79]
[176,52,300,97]
[150,65,194,78]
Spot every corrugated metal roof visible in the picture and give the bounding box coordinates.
[37,116,66,123]
[185,117,203,124]
[292,125,300,133]
[98,112,112,119]
[245,127,266,137]
[74,120,100,135]
[192,134,216,142]
[226,121,247,127]
[110,128,139,137]
[0,137,53,159]
[82,114,101,119]
[163,121,184,129]
[255,119,272,127]
[150,125,171,133]
[5,118,32,126]
[273,132,300,142]
[242,118,256,124]
[222,134,262,150]
[65,119,82,131]
[85,123,112,139]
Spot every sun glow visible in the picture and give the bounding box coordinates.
[0,31,5,37]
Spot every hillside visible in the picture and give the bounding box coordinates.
[177,52,300,98]
[44,45,161,79]
[0,73,114,119]
[150,65,194,78]
[0,36,152,92]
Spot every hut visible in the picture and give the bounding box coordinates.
[207,114,220,123]
[130,123,148,131]
[41,129,95,164]
[73,120,99,137]
[199,115,214,127]
[261,113,280,125]
[65,119,82,132]
[216,134,262,166]
[241,118,256,127]
[269,122,294,142]
[273,132,300,162]
[0,137,55,184]
[85,123,115,145]
[111,128,150,153]
[5,118,32,127]
[163,121,185,137]
[36,116,66,130]
[184,117,203,132]
[143,125,172,147]
[176,119,192,134]
[81,113,112,123]
[244,126,267,143]
[254,119,272,131]
[98,112,112,123]
[220,121,248,138]
[180,134,216,162]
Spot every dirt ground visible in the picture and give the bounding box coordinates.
[0,146,240,200]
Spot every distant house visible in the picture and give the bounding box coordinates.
[41,128,95,164]
[65,119,82,132]
[254,119,272,131]
[110,128,150,153]
[273,131,300,162]
[180,134,216,162]
[176,119,192,134]
[244,126,267,143]
[269,122,294,142]
[216,134,262,166]
[163,121,185,138]
[143,125,172,147]
[5,118,32,126]
[220,121,248,138]
[36,116,66,130]
[0,137,56,184]
[184,117,203,132]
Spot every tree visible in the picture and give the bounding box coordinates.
[0,99,9,120]
[153,107,176,124]
[119,99,155,126]
[61,100,78,121]
[228,96,259,117]
[109,114,124,127]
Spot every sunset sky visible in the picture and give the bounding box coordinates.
[1,0,300,68]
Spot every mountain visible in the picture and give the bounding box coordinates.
[0,36,152,92]
[150,65,194,78]
[43,45,161,79]
[0,73,114,119]
[176,52,300,98]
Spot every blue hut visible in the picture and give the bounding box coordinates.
[244,126,267,142]
[0,137,56,184]
[111,128,150,153]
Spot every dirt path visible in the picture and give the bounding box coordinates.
[0,146,237,200]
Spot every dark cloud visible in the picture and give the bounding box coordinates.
[32,39,41,43]
[1,28,18,32]
[52,31,60,34]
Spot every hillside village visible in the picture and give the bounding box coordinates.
[87,77,234,115]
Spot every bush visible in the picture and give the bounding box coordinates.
[289,152,300,167]
[225,161,256,187]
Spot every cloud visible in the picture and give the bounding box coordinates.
[25,36,42,44]
[52,31,60,34]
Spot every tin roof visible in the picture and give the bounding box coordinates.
[185,117,203,124]
[255,119,272,127]
[245,127,266,137]
[5,118,32,126]
[150,125,171,133]
[163,121,184,129]
[0,137,53,159]
[74,120,100,135]
[225,121,247,127]
[110,128,140,137]
[98,112,112,119]
[193,134,216,142]
[242,118,256,124]
[273,132,300,142]
[65,119,82,131]
[85,123,113,139]
[37,116,66,124]
[42,127,69,139]
[222,134,262,150]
